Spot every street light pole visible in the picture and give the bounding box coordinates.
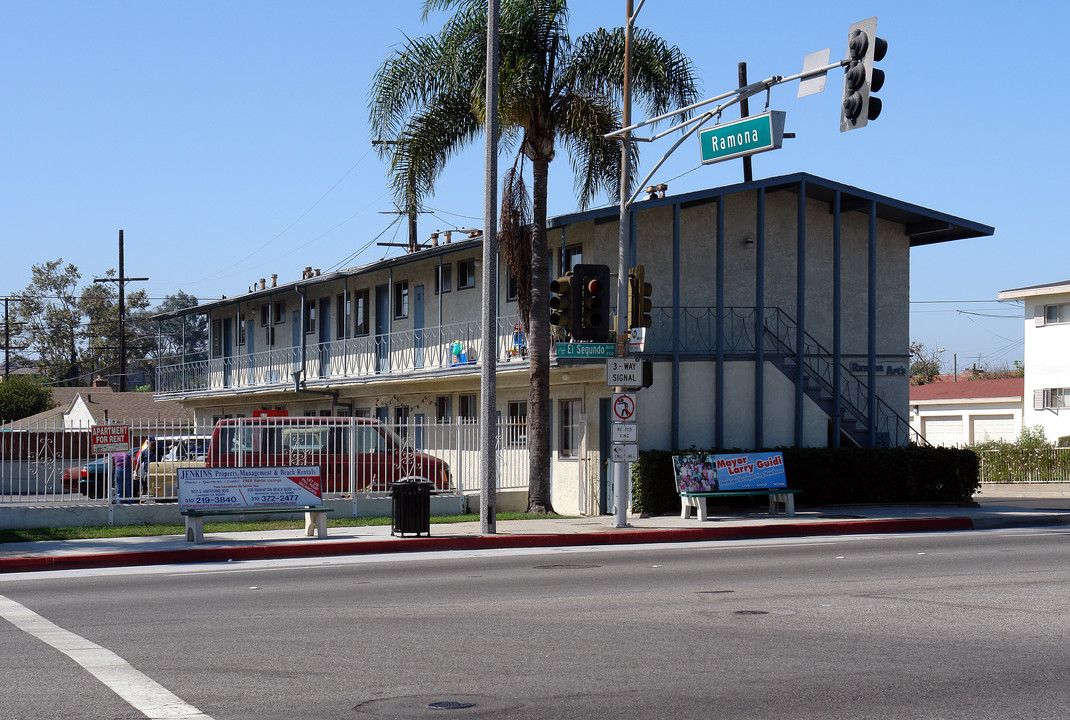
[612,0,636,528]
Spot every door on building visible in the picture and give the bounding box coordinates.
[413,284,425,369]
[971,414,1016,444]
[246,317,255,385]
[319,299,331,377]
[375,285,389,373]
[221,317,233,388]
[598,397,610,515]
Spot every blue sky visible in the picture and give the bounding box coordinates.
[2,1,1066,373]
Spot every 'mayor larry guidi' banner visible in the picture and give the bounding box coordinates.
[178,466,322,511]
[712,452,787,491]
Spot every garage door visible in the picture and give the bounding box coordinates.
[922,416,964,447]
[971,414,1016,443]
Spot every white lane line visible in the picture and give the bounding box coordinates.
[0,594,213,720]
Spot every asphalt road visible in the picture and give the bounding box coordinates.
[2,527,1069,720]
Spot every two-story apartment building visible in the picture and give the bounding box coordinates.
[154,172,993,515]
[998,280,1070,442]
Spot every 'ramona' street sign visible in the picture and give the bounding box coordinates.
[699,111,786,165]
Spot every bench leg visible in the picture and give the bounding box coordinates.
[681,496,708,521]
[185,516,205,544]
[785,493,795,517]
[768,493,796,517]
[305,511,328,539]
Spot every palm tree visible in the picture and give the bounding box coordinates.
[370,0,697,513]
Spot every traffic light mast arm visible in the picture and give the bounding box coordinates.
[606,59,849,207]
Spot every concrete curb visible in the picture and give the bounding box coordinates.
[0,515,978,574]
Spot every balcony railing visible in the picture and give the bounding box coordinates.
[157,315,531,396]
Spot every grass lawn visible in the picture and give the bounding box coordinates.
[0,512,567,544]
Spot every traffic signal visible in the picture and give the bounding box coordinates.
[627,265,652,330]
[573,264,610,342]
[549,272,574,334]
[840,17,887,132]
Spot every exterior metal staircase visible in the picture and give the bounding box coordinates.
[761,308,922,448]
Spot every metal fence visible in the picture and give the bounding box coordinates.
[978,446,1070,483]
[0,416,529,505]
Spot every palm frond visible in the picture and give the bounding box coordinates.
[499,154,533,331]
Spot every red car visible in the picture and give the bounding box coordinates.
[203,417,452,493]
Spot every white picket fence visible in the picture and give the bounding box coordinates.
[0,416,529,505]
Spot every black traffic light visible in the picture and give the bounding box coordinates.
[627,264,652,330]
[573,263,610,342]
[840,17,887,132]
[549,272,574,334]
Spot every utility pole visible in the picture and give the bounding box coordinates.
[738,62,754,183]
[94,230,148,391]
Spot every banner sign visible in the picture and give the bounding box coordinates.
[712,452,787,491]
[178,466,322,511]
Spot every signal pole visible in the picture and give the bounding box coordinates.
[94,230,148,392]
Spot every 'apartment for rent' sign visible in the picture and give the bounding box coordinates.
[90,425,130,454]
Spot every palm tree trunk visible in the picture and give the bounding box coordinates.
[527,156,554,514]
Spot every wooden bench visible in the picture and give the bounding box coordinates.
[181,506,334,544]
[680,488,802,521]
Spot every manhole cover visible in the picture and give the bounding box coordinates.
[428,701,476,710]
[695,590,734,595]
[734,610,769,615]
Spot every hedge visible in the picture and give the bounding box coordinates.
[631,446,979,516]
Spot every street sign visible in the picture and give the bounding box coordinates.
[610,443,639,463]
[628,327,647,353]
[611,392,636,422]
[556,342,617,359]
[699,111,787,165]
[607,359,642,387]
[90,424,130,454]
[611,423,638,443]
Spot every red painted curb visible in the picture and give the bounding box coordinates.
[0,516,975,574]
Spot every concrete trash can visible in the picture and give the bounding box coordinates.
[390,481,432,537]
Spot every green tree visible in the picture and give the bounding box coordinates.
[78,270,152,381]
[0,375,54,422]
[12,260,83,384]
[369,0,697,512]
[154,291,208,362]
[909,340,943,386]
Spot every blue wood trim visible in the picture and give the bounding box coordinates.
[671,202,681,451]
[755,187,765,449]
[795,179,806,446]
[715,194,725,450]
[832,190,842,447]
[868,200,878,446]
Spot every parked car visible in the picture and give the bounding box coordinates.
[78,452,138,501]
[143,435,211,500]
[204,417,452,493]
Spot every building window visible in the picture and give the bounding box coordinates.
[559,399,582,458]
[395,281,409,319]
[459,394,477,422]
[507,400,527,446]
[336,293,350,340]
[260,304,269,327]
[1044,303,1070,325]
[436,395,452,423]
[435,264,452,295]
[274,301,285,325]
[354,289,369,336]
[237,314,247,346]
[564,245,582,273]
[211,319,223,357]
[305,299,317,334]
[507,273,519,302]
[394,406,410,438]
[1036,388,1070,410]
[458,259,476,290]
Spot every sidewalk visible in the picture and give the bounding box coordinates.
[2,492,1069,574]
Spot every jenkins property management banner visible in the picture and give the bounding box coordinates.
[178,466,322,511]
[712,452,788,491]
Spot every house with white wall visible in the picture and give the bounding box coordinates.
[909,378,1023,447]
[153,172,993,515]
[998,280,1070,443]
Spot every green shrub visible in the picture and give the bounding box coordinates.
[631,445,979,515]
